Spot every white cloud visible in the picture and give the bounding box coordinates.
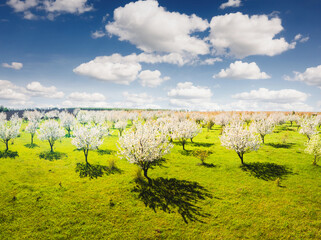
[213,61,270,80]
[68,92,106,102]
[123,91,154,105]
[91,30,105,39]
[220,0,241,9]
[0,80,29,101]
[26,81,64,98]
[294,34,309,43]
[2,62,23,70]
[73,54,142,85]
[106,0,209,55]
[43,0,93,14]
[209,12,295,58]
[232,88,308,103]
[138,70,170,87]
[199,57,223,65]
[6,0,38,12]
[167,82,218,110]
[284,65,321,87]
[23,11,37,20]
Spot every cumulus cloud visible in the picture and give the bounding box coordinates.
[6,0,38,12]
[138,70,170,87]
[232,88,308,103]
[68,92,106,102]
[284,65,321,88]
[209,12,295,58]
[213,61,270,80]
[91,30,106,39]
[2,62,23,70]
[73,54,142,85]
[220,0,241,9]
[106,0,209,55]
[43,0,92,14]
[167,82,218,110]
[0,80,28,101]
[26,81,64,98]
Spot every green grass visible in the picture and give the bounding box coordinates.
[1,123,321,239]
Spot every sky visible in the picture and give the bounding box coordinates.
[0,0,320,111]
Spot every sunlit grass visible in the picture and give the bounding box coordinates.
[0,123,321,239]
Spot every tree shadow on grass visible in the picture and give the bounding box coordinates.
[197,162,216,168]
[97,149,115,155]
[266,143,296,149]
[179,150,193,156]
[75,162,122,179]
[192,142,214,148]
[0,150,19,159]
[132,177,213,223]
[24,143,39,149]
[240,162,293,181]
[39,151,67,161]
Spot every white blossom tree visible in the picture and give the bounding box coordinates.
[250,119,274,144]
[287,114,300,127]
[172,119,201,150]
[220,121,261,165]
[305,135,321,165]
[118,121,173,183]
[25,120,39,145]
[299,117,318,140]
[0,114,21,152]
[72,124,104,165]
[23,110,43,122]
[38,120,65,152]
[115,120,128,136]
[59,111,75,137]
[0,112,6,122]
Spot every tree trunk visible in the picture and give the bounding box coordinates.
[261,135,265,144]
[31,134,34,145]
[84,149,90,166]
[143,168,152,184]
[49,140,53,152]
[190,138,194,143]
[237,152,244,165]
[313,155,317,165]
[182,141,186,150]
[5,140,9,152]
[290,121,293,127]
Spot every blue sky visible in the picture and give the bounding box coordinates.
[0,0,320,111]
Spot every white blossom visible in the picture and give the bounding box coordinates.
[172,119,202,150]
[0,114,22,151]
[299,117,318,140]
[115,120,128,136]
[59,111,76,137]
[38,120,65,152]
[220,121,261,164]
[25,120,39,145]
[118,120,173,182]
[23,110,43,122]
[250,119,274,143]
[305,135,321,165]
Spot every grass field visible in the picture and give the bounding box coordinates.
[1,122,321,239]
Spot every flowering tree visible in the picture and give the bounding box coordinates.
[220,122,261,164]
[305,135,321,165]
[0,114,21,151]
[23,110,43,122]
[0,112,6,122]
[287,114,300,127]
[25,120,39,145]
[299,117,318,140]
[38,120,65,152]
[115,120,128,136]
[250,119,274,144]
[45,110,59,119]
[172,119,201,150]
[72,124,104,165]
[76,110,91,125]
[59,111,75,137]
[118,121,173,183]
[215,113,230,127]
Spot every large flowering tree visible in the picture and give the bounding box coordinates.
[59,111,76,137]
[172,119,201,150]
[299,117,318,140]
[220,121,261,165]
[118,121,173,183]
[25,120,39,145]
[38,120,65,152]
[305,135,321,165]
[71,124,104,165]
[250,119,274,144]
[0,114,22,152]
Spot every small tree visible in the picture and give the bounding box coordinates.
[299,118,318,140]
[118,121,173,183]
[0,114,21,151]
[115,120,127,136]
[193,149,212,165]
[305,135,321,165]
[72,124,104,165]
[172,119,201,150]
[220,122,261,165]
[250,119,274,144]
[59,111,75,137]
[25,120,39,145]
[38,120,65,152]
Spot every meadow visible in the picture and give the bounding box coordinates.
[1,120,321,239]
